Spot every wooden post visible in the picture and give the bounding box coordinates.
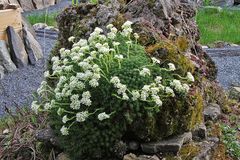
[0,8,22,41]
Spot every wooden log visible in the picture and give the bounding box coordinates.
[0,8,22,41]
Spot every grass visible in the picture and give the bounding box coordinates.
[26,13,58,27]
[196,8,240,45]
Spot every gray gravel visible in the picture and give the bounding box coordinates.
[210,55,240,89]
[0,37,56,116]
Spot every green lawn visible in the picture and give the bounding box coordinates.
[196,8,240,45]
[26,13,58,27]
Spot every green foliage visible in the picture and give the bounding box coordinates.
[26,13,58,27]
[34,22,195,159]
[221,124,240,158]
[196,8,240,45]
[203,0,211,6]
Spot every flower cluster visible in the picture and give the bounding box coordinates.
[32,21,195,137]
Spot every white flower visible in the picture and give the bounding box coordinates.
[70,94,81,110]
[107,24,114,29]
[81,91,92,106]
[44,71,50,78]
[78,39,88,47]
[110,76,120,85]
[122,93,129,100]
[89,79,99,87]
[182,84,190,93]
[126,41,132,45]
[122,21,133,29]
[151,87,160,95]
[111,27,118,33]
[141,90,149,101]
[155,76,162,84]
[187,72,194,82]
[132,90,140,101]
[152,95,163,107]
[60,126,69,136]
[139,68,151,77]
[115,54,124,60]
[44,103,51,110]
[94,27,103,34]
[107,32,116,39]
[98,112,110,121]
[165,87,175,97]
[134,33,139,39]
[168,63,176,71]
[142,85,151,92]
[117,84,127,95]
[113,42,120,47]
[31,101,40,114]
[62,115,69,124]
[151,57,160,64]
[51,56,59,62]
[76,111,89,122]
[68,36,75,42]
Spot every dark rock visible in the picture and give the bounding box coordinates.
[23,26,43,65]
[6,26,28,68]
[141,132,192,154]
[0,4,4,10]
[4,3,20,10]
[192,123,207,140]
[128,141,140,151]
[113,141,128,159]
[36,128,59,147]
[0,40,17,72]
[204,103,221,121]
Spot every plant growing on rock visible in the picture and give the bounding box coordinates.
[32,21,195,159]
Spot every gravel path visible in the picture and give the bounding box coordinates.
[0,37,56,116]
[206,48,240,89]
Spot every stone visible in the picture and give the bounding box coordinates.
[0,40,17,73]
[4,3,20,9]
[56,152,71,160]
[18,0,35,11]
[22,16,36,38]
[35,128,59,147]
[123,153,160,160]
[23,26,43,65]
[128,141,140,151]
[204,103,221,121]
[0,65,4,79]
[6,26,28,68]
[211,0,234,6]
[141,132,192,154]
[33,23,48,30]
[192,123,207,140]
[228,86,240,101]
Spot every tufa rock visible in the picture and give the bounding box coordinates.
[228,86,240,101]
[141,132,192,154]
[0,40,17,73]
[6,26,28,68]
[192,123,207,141]
[36,128,59,147]
[23,26,43,65]
[204,103,221,121]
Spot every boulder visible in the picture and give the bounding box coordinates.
[56,153,71,160]
[23,26,43,65]
[192,123,207,140]
[0,40,17,72]
[203,103,221,121]
[6,26,28,68]
[141,132,192,154]
[123,153,160,160]
[211,0,234,6]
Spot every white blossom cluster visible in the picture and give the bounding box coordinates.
[32,21,195,136]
